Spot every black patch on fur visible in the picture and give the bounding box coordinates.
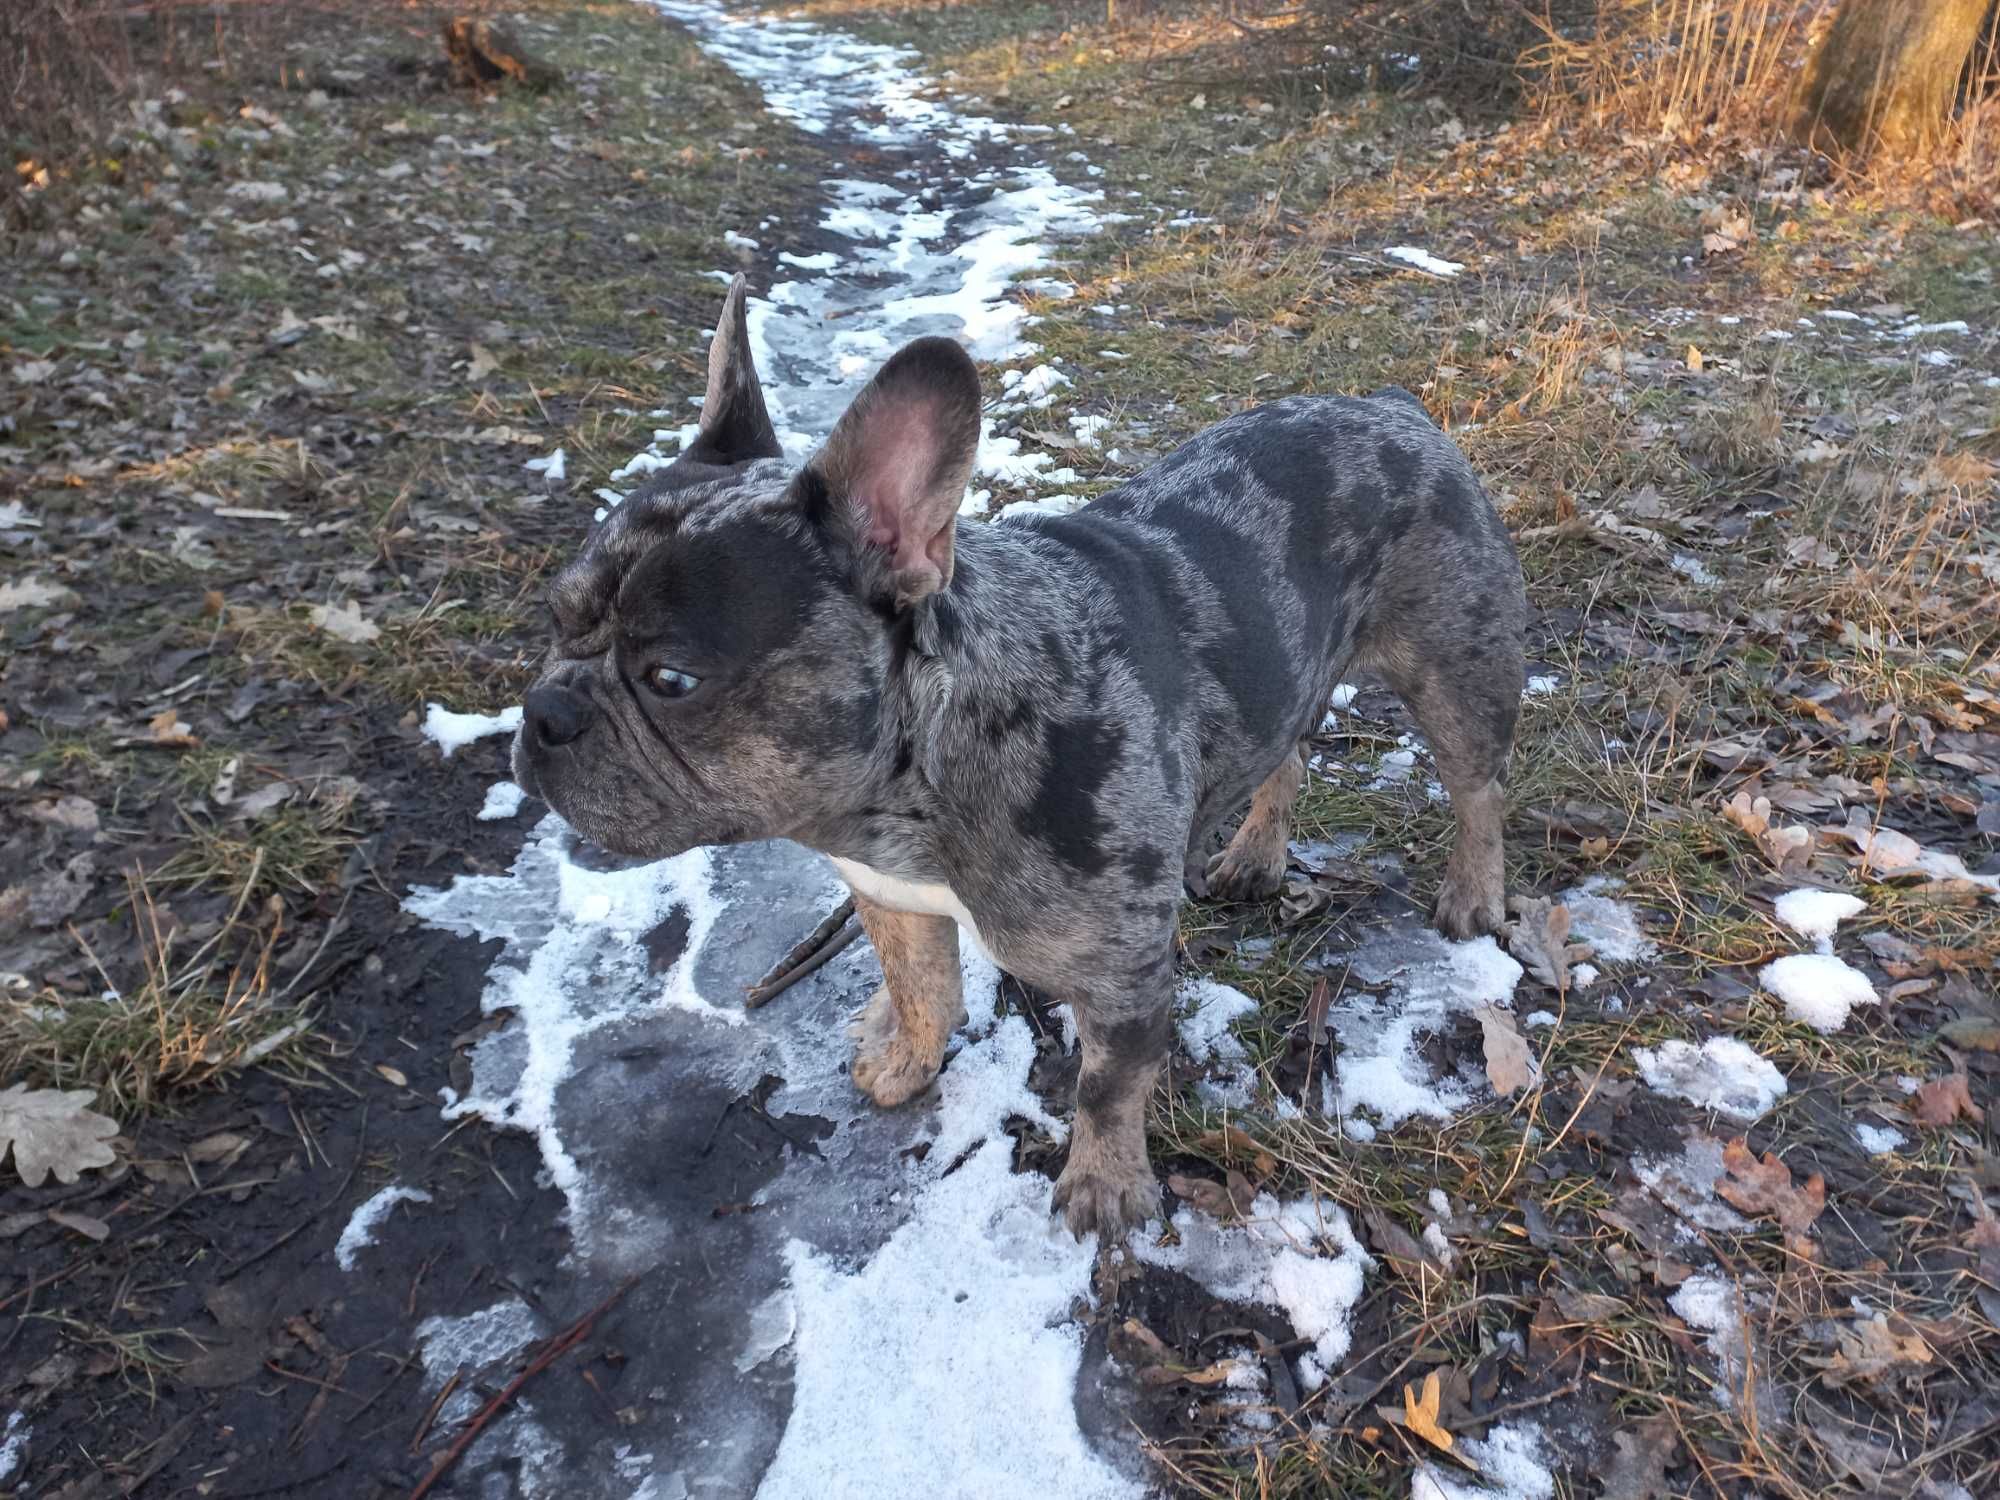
[1376,437,1417,493]
[1146,498,1294,745]
[1122,844,1167,885]
[1019,714,1125,874]
[616,514,818,674]
[1075,1010,1169,1116]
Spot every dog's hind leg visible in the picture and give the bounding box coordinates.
[1204,744,1304,902]
[1368,649,1519,939]
[848,896,966,1107]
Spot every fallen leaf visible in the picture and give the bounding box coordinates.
[1503,895,1592,992]
[1599,1414,1678,1500]
[375,1063,409,1088]
[1715,1138,1824,1235]
[1912,1073,1983,1127]
[0,1084,121,1187]
[466,343,501,380]
[1401,1370,1454,1453]
[25,795,99,834]
[148,709,198,747]
[1476,1004,1538,1096]
[1809,1313,1933,1389]
[310,599,381,645]
[0,576,81,613]
[1364,1207,1432,1277]
[1721,792,1811,872]
[45,1208,110,1241]
[1935,1017,2000,1053]
[228,781,294,821]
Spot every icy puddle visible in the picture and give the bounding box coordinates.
[401,5,1665,1496]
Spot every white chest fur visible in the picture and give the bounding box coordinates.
[829,856,979,935]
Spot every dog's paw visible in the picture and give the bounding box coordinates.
[848,985,947,1107]
[1052,1154,1160,1241]
[1203,843,1285,903]
[1432,872,1504,940]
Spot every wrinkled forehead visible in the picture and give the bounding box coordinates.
[547,459,792,637]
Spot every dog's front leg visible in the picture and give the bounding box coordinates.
[1054,982,1171,1240]
[848,895,966,1107]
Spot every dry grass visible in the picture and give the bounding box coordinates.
[0,869,316,1116]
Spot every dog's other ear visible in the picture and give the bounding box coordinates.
[804,336,981,609]
[680,275,782,467]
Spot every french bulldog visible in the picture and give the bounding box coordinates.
[511,276,1527,1238]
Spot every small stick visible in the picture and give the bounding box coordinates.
[744,898,861,1009]
[409,1276,641,1500]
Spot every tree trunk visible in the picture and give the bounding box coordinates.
[441,17,561,93]
[1793,0,1991,156]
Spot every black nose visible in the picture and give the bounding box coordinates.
[525,683,596,748]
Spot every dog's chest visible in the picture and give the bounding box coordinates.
[829,856,979,934]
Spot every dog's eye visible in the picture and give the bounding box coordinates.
[646,666,701,699]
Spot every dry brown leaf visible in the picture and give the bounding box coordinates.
[45,1208,110,1241]
[1912,1072,1983,1127]
[1476,1004,1538,1096]
[1401,1370,1454,1453]
[1364,1207,1433,1277]
[148,708,198,747]
[1502,895,1593,993]
[1810,1314,1933,1389]
[1599,1414,1679,1500]
[375,1063,409,1088]
[1166,1171,1252,1223]
[1720,792,1811,872]
[1715,1137,1825,1235]
[0,1084,121,1188]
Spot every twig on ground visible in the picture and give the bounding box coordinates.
[408,1275,642,1500]
[744,898,860,1008]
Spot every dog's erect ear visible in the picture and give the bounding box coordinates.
[680,275,781,467]
[804,336,981,609]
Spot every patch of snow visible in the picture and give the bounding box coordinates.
[1523,674,1560,696]
[1569,962,1599,988]
[1412,1422,1555,1500]
[1670,552,1718,586]
[1633,1036,1786,1121]
[1557,877,1656,962]
[335,1185,433,1271]
[779,250,841,270]
[0,1412,27,1486]
[1384,245,1464,277]
[1633,1136,1751,1231]
[1855,1123,1906,1155]
[1670,1273,1759,1410]
[1134,1195,1372,1390]
[421,702,522,758]
[1177,977,1260,1063]
[404,817,736,1247]
[929,1013,1066,1169]
[1326,928,1523,1131]
[1369,747,1420,788]
[524,446,567,484]
[477,780,527,821]
[757,1141,1136,1500]
[415,1297,544,1390]
[999,495,1089,520]
[723,230,761,250]
[1773,888,1864,945]
[734,1288,798,1374]
[1759,951,1878,1033]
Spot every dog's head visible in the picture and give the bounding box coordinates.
[511,277,982,858]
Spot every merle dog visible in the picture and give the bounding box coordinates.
[511,277,1527,1238]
